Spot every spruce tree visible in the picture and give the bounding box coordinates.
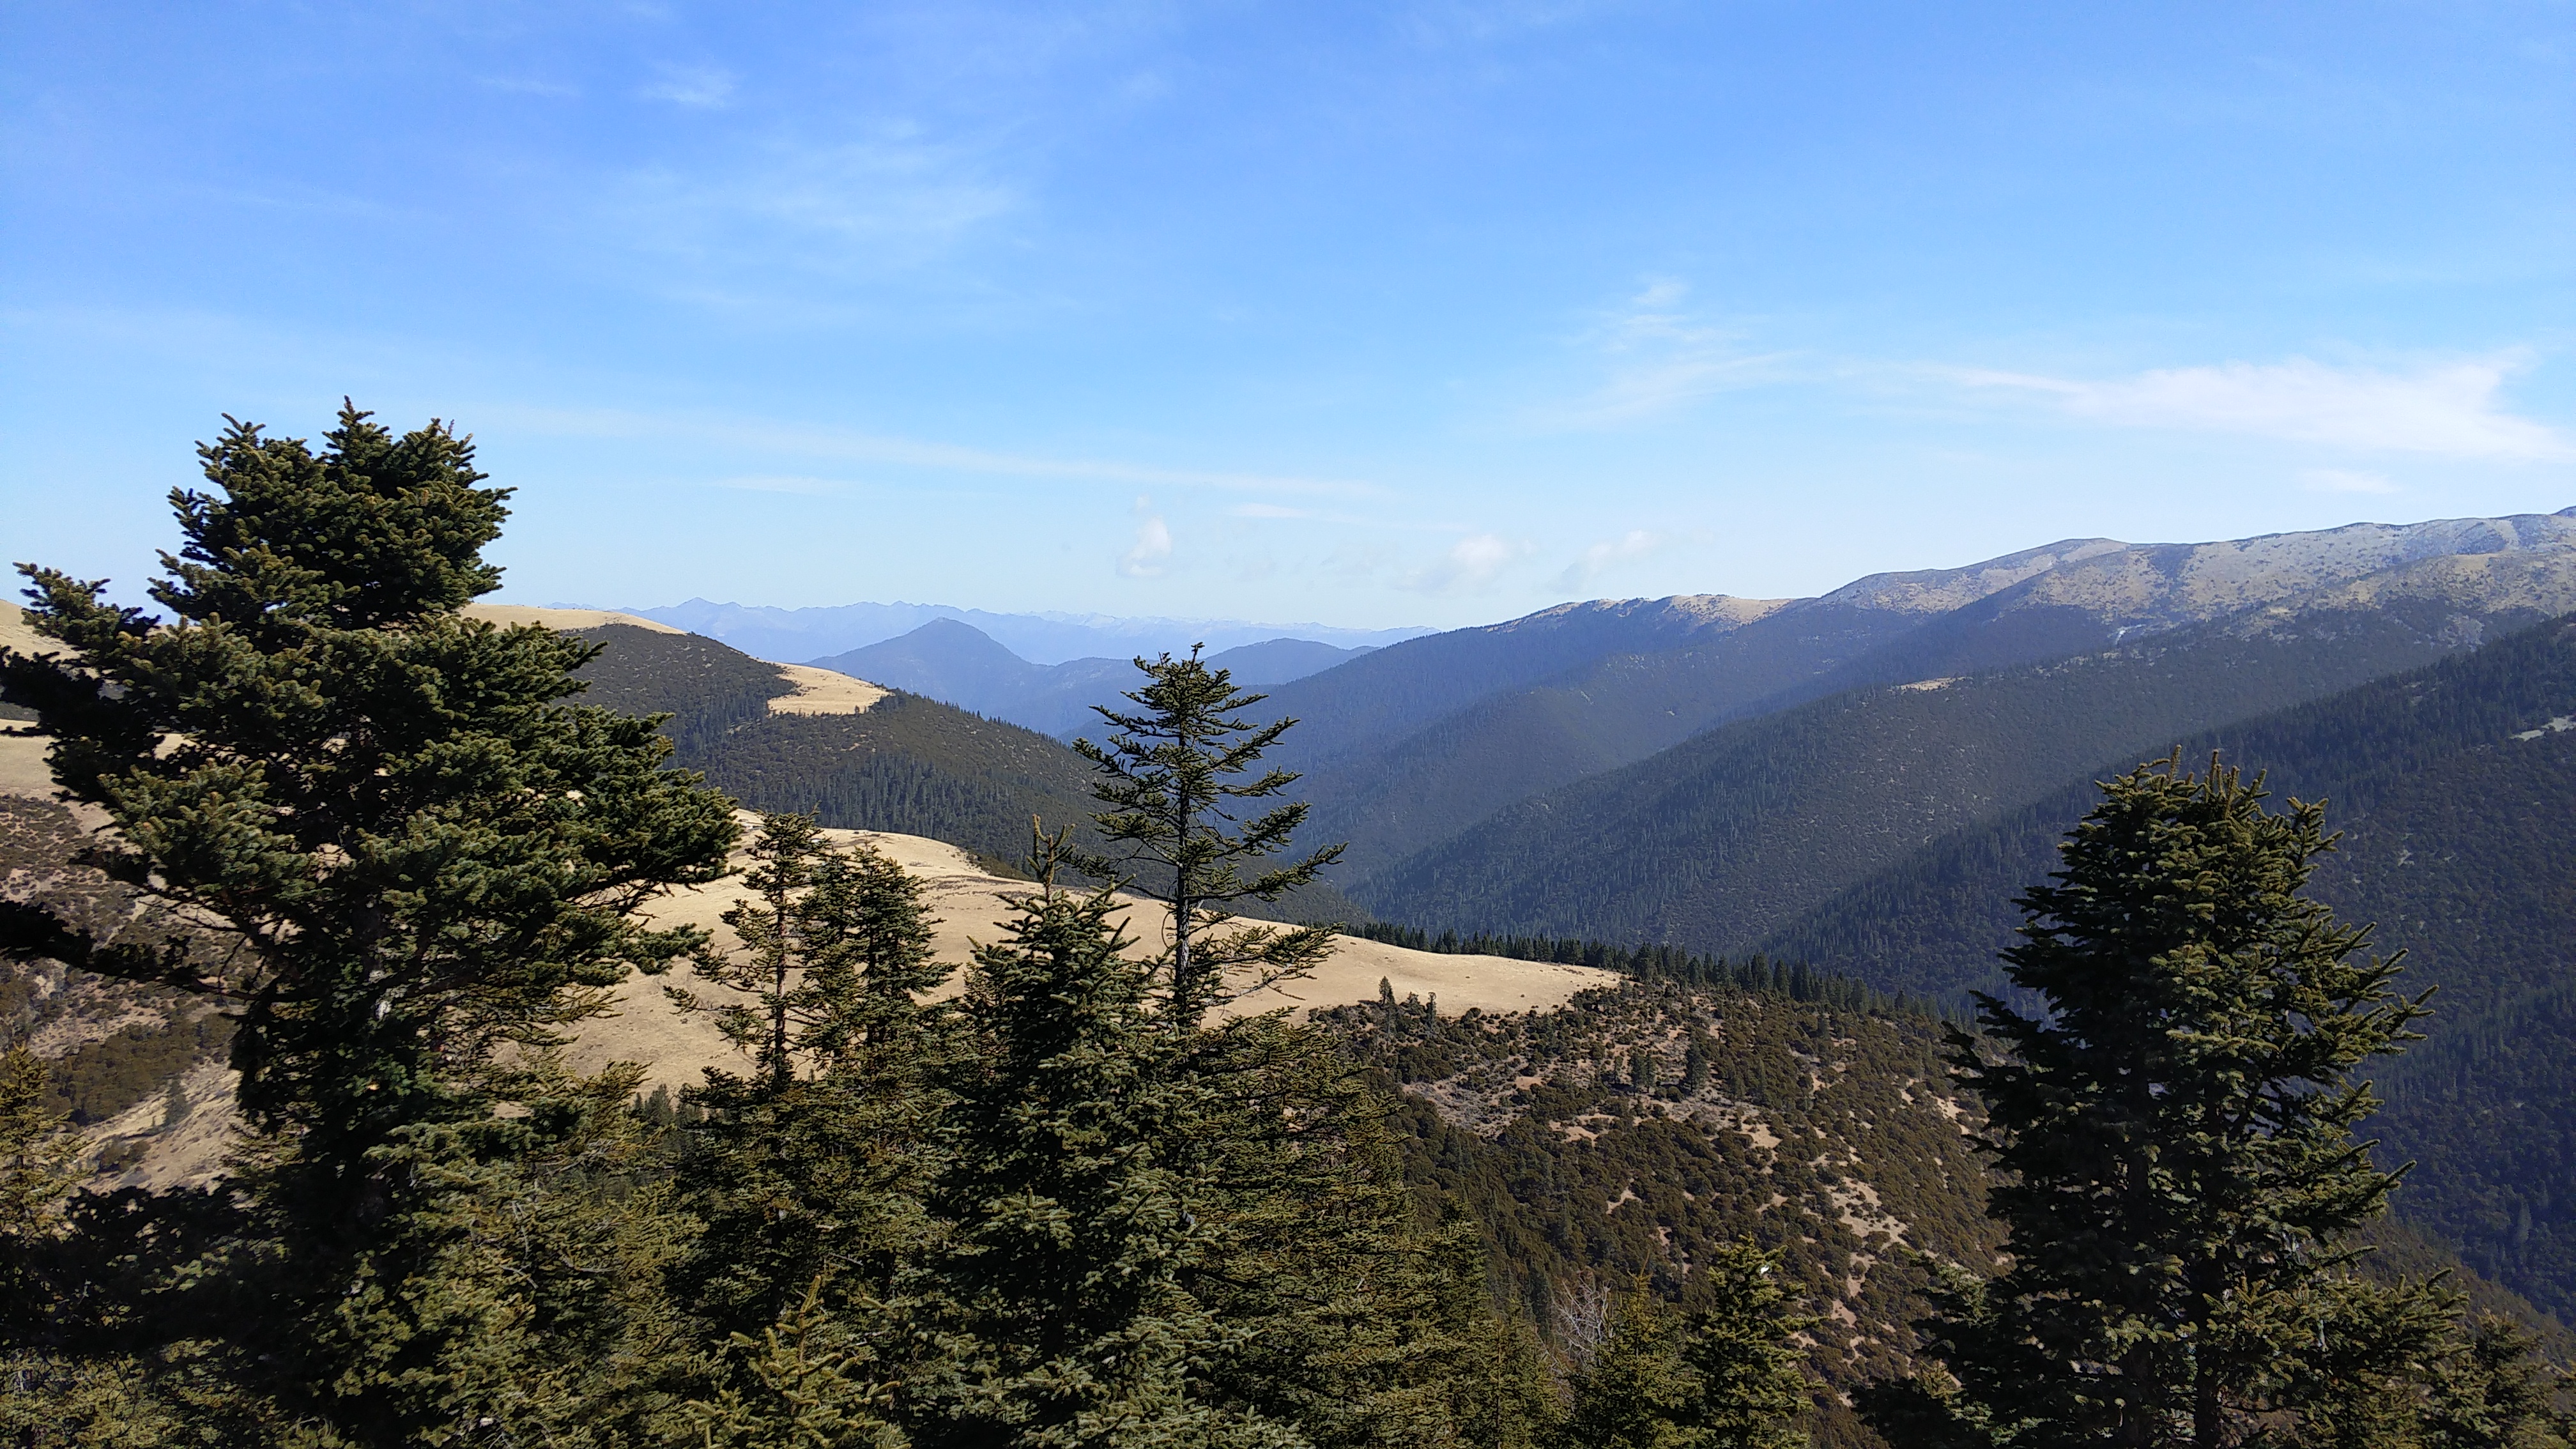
[910,834,1298,1448]
[0,406,738,1439]
[674,811,838,1088]
[1558,1289,1699,1449]
[1677,1240,1812,1449]
[1861,753,2445,1448]
[1073,648,1344,1029]
[1554,1245,1811,1449]
[1186,1015,1557,1449]
[668,813,949,1420]
[1072,652,1549,1447]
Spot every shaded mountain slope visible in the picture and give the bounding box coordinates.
[1354,595,2555,954]
[1756,611,2576,1008]
[568,622,1103,868]
[1744,613,2576,1321]
[1257,594,1793,772]
[1296,515,2576,883]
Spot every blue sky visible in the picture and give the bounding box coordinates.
[4,1,2571,630]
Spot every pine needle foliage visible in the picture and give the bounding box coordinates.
[670,813,951,1382]
[1073,648,1345,1029]
[1560,1287,1701,1449]
[1554,1245,1814,1449]
[912,833,1297,1448]
[1862,752,2460,1448]
[0,405,739,1440]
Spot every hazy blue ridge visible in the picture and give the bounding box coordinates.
[803,619,1375,737]
[606,597,1429,666]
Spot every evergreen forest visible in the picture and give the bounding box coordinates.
[1,411,2572,1447]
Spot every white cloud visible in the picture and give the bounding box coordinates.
[1538,278,1795,429]
[1556,528,1663,590]
[1952,355,2570,460]
[1402,532,1527,594]
[2299,468,2400,495]
[640,65,737,109]
[491,404,1383,499]
[1120,500,1173,578]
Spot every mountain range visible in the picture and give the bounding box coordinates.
[1245,509,2576,884]
[15,503,2576,1397]
[611,597,1429,666]
[802,619,1377,737]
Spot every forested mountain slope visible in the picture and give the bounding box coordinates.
[1758,610,2576,1008]
[1744,611,2576,1324]
[1325,977,1992,1449]
[1322,976,2570,1448]
[1291,512,2576,882]
[567,621,1104,868]
[1353,588,2570,953]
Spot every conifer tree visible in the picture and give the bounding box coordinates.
[1678,1241,1812,1449]
[1862,753,2446,1448]
[1558,1289,1699,1449]
[669,813,949,1411]
[0,405,738,1439]
[911,833,1298,1447]
[1186,1016,1558,1449]
[1073,654,1550,1447]
[675,811,836,1088]
[1554,1245,1811,1449]
[1073,648,1344,1029]
[0,1050,77,1269]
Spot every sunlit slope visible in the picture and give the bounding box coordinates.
[575,820,1617,1094]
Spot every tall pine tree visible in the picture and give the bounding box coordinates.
[1073,648,1343,1029]
[0,405,738,1441]
[1862,753,2446,1448]
[668,813,950,1423]
[911,832,1299,1448]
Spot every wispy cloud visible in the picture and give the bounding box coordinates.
[1556,528,1662,590]
[2299,467,2400,495]
[1402,532,1528,593]
[1951,355,2570,460]
[1535,279,1797,429]
[604,128,1017,285]
[714,473,846,495]
[640,65,737,109]
[494,405,1385,500]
